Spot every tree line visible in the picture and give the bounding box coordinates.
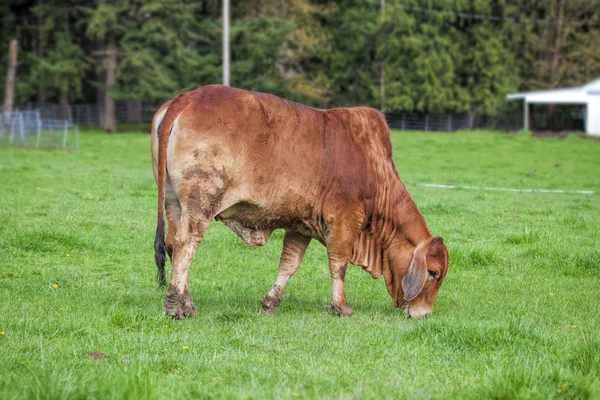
[2,0,599,132]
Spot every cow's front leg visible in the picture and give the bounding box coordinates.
[325,211,362,317]
[329,261,352,316]
[165,213,209,319]
[260,231,311,314]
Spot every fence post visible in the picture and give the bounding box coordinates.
[36,114,42,148]
[75,126,80,151]
[401,114,405,130]
[63,121,68,150]
[425,114,429,132]
[9,115,14,144]
[87,104,92,125]
[19,112,25,139]
[447,115,452,132]
[68,105,73,125]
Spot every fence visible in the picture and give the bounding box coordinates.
[385,112,522,132]
[30,101,162,127]
[13,101,525,134]
[0,110,79,150]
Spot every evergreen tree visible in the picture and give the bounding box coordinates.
[2,0,600,125]
[0,2,15,101]
[32,0,87,119]
[114,0,217,101]
[85,0,128,132]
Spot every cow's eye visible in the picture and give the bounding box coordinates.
[428,270,437,280]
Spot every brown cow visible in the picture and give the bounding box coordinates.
[151,85,448,319]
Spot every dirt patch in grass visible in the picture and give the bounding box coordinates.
[86,351,109,360]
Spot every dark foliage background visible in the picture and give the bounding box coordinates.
[2,0,599,115]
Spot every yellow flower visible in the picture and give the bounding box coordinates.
[561,384,567,391]
[114,278,119,281]
[52,284,58,289]
[0,331,5,335]
[549,292,554,296]
[292,393,300,397]
[66,254,70,257]
[183,346,189,350]
[571,325,576,329]
[487,301,493,305]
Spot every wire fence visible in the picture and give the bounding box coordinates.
[32,103,524,131]
[0,110,79,150]
[385,112,522,132]
[3,102,524,152]
[33,101,162,127]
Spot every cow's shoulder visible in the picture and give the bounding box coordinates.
[354,106,391,147]
[327,106,392,157]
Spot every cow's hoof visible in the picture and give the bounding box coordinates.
[331,304,353,317]
[165,306,184,320]
[165,286,197,319]
[259,295,280,314]
[182,300,198,318]
[165,302,198,319]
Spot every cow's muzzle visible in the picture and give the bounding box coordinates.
[403,306,432,319]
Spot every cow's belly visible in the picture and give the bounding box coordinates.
[215,202,316,247]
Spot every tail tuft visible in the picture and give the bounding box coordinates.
[154,218,166,288]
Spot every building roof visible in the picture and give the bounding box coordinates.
[507,78,600,104]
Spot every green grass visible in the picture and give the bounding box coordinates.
[0,130,598,399]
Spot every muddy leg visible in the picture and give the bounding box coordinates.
[260,231,311,314]
[164,213,209,319]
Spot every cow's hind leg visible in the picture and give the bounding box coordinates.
[164,213,210,319]
[164,161,229,319]
[260,231,311,314]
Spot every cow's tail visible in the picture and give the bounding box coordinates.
[154,94,188,288]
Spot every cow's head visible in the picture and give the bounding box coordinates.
[384,236,448,318]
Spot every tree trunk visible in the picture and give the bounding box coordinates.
[60,91,69,121]
[468,107,478,130]
[95,40,106,110]
[550,0,565,89]
[37,1,46,107]
[3,40,18,113]
[103,39,117,133]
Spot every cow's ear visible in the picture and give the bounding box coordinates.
[402,244,428,301]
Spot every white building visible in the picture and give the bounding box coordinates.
[507,78,600,136]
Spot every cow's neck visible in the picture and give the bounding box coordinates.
[372,177,430,247]
[351,177,430,277]
[389,179,431,246]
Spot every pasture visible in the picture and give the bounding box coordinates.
[0,129,598,399]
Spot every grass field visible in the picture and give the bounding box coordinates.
[0,129,599,399]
